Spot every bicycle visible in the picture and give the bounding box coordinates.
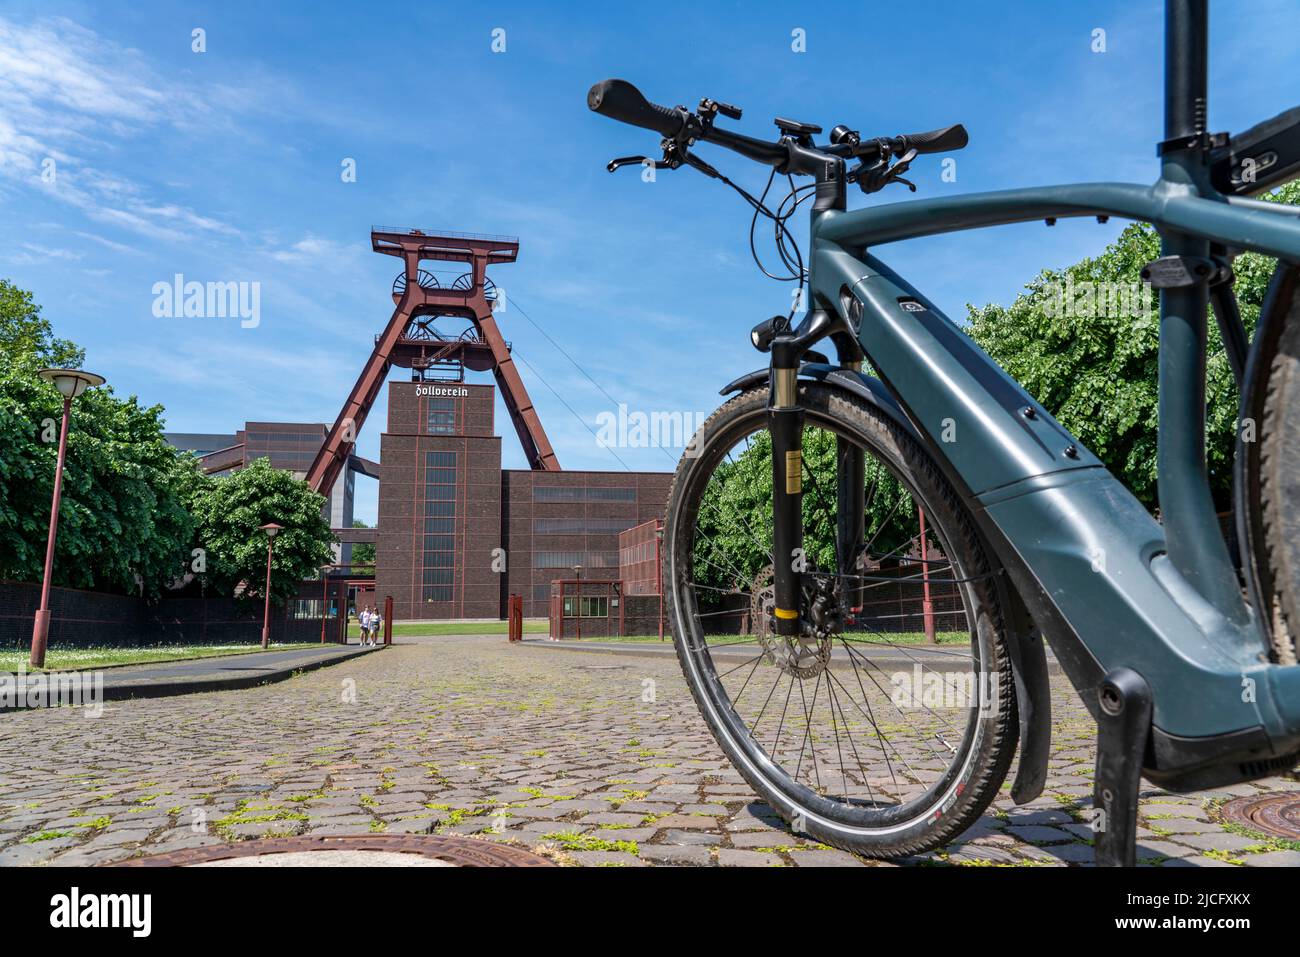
[588,0,1300,866]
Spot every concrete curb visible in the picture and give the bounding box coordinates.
[1,644,332,676]
[1,645,382,710]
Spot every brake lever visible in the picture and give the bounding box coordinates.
[607,155,662,173]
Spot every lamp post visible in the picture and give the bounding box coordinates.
[30,368,105,669]
[259,522,283,649]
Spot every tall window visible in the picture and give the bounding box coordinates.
[423,451,456,601]
[427,398,456,435]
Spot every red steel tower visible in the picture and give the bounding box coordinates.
[306,228,559,495]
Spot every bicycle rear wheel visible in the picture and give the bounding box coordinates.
[1252,265,1300,663]
[664,382,1018,858]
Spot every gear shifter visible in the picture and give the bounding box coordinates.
[852,146,919,194]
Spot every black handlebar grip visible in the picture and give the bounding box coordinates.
[902,123,969,155]
[587,79,685,138]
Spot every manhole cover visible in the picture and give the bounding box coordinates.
[110,834,553,867]
[1219,792,1300,840]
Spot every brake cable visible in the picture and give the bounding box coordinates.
[671,135,826,320]
[725,166,814,318]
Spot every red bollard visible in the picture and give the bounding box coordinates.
[507,594,523,642]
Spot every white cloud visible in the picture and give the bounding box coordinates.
[71,230,143,255]
[0,16,240,241]
[270,235,366,265]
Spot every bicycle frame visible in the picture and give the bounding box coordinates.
[769,1,1300,786]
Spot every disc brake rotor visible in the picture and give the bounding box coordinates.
[749,564,831,679]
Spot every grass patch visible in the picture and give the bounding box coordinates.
[212,800,309,837]
[602,788,648,808]
[0,643,322,673]
[541,830,639,855]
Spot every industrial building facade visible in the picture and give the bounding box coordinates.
[376,380,670,621]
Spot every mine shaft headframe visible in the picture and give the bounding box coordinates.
[304,227,559,497]
[372,226,519,288]
[372,227,518,316]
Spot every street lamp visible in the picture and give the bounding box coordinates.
[259,522,283,649]
[30,368,105,668]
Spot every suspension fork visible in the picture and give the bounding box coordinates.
[765,302,863,635]
[769,364,805,636]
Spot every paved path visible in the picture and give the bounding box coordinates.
[0,635,1295,867]
[523,637,1064,675]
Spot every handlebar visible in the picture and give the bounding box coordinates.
[900,124,968,155]
[587,79,686,138]
[587,78,967,175]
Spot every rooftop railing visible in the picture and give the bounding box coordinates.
[370,226,520,244]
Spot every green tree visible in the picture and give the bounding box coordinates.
[0,278,83,367]
[965,181,1300,511]
[350,519,376,575]
[0,287,199,596]
[692,426,915,603]
[189,457,336,605]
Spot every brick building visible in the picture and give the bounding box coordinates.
[166,422,363,564]
[375,380,670,621]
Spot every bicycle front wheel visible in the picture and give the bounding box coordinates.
[664,382,1018,858]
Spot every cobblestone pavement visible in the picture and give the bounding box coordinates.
[1,636,1297,867]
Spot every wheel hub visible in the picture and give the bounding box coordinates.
[751,565,833,679]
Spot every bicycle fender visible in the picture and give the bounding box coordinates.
[720,363,918,436]
[721,362,1053,802]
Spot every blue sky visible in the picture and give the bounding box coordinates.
[2,1,1297,523]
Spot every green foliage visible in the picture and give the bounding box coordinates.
[691,426,914,601]
[965,181,1300,511]
[350,519,376,574]
[0,279,83,367]
[189,457,336,605]
[0,299,198,596]
[1,279,336,603]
